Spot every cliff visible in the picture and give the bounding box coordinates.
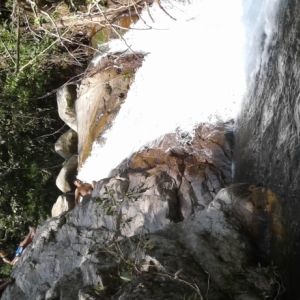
[0,1,289,299]
[1,122,282,299]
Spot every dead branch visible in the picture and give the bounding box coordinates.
[94,0,139,58]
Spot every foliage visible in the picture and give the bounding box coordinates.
[0,0,147,279]
[257,263,285,299]
[122,72,134,81]
[0,0,84,277]
[0,263,13,277]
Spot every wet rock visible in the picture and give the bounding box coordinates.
[56,155,78,193]
[55,129,78,160]
[76,53,145,166]
[1,114,279,299]
[1,184,278,300]
[234,0,300,296]
[111,122,234,219]
[57,85,77,131]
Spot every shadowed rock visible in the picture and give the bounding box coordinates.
[55,129,78,160]
[56,155,78,193]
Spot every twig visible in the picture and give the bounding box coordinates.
[204,270,210,299]
[15,6,20,74]
[0,231,8,242]
[94,0,139,58]
[0,38,16,66]
[18,35,60,73]
[35,124,66,139]
[1,163,63,171]
[154,271,203,300]
[155,0,177,20]
[29,72,85,101]
[27,0,39,20]
[130,0,152,26]
[143,0,154,23]
[39,27,101,55]
[24,11,43,38]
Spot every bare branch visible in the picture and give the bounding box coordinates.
[15,6,20,74]
[36,124,67,139]
[94,0,139,58]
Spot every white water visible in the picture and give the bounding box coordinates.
[242,0,281,82]
[78,0,279,182]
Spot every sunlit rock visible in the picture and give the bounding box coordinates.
[76,53,145,166]
[55,129,78,160]
[57,85,77,132]
[109,122,234,219]
[56,155,78,193]
[51,195,75,217]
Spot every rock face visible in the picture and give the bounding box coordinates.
[56,155,78,193]
[55,129,78,160]
[2,122,280,300]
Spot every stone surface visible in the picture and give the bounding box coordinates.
[109,122,234,220]
[3,2,287,297]
[1,183,279,300]
[57,85,77,131]
[76,53,145,166]
[0,116,281,299]
[56,155,78,193]
[55,129,78,160]
[51,194,75,217]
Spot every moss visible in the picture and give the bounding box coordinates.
[105,83,112,95]
[122,72,134,81]
[91,29,109,49]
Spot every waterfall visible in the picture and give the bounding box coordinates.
[242,0,281,85]
[78,0,278,182]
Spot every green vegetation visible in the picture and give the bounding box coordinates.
[0,0,143,277]
[104,82,112,95]
[0,0,91,273]
[122,72,134,81]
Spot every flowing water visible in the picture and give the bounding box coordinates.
[78,0,247,182]
[235,0,300,298]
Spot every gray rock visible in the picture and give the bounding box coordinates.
[57,85,77,132]
[2,182,278,300]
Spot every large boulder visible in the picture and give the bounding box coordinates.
[109,122,234,219]
[76,52,145,166]
[51,194,75,217]
[57,85,77,131]
[56,155,78,193]
[55,129,78,160]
